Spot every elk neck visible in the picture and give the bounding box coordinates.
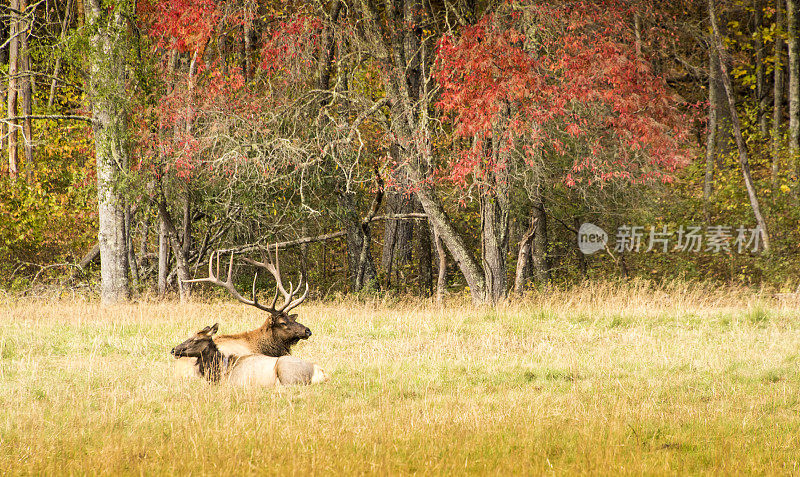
[255,331,291,356]
[196,341,233,383]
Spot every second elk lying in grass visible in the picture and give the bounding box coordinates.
[171,323,328,386]
[173,247,312,378]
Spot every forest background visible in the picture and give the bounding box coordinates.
[1,0,798,304]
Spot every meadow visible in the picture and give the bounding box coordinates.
[1,281,799,475]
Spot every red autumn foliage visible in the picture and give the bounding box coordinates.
[259,15,323,77]
[138,0,218,52]
[135,1,320,181]
[434,1,691,188]
[133,63,270,180]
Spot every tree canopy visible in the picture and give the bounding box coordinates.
[1,0,798,302]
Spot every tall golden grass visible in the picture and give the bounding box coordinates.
[1,281,798,475]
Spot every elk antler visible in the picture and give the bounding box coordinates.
[183,251,280,313]
[184,247,309,314]
[241,245,308,314]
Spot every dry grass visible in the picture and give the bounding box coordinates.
[1,281,799,475]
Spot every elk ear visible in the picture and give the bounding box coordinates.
[288,314,298,321]
[199,323,219,337]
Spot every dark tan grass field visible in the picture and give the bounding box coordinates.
[1,281,799,475]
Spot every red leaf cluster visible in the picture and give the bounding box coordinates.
[434,1,691,188]
[138,0,218,52]
[259,15,323,77]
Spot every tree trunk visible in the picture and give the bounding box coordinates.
[709,0,772,252]
[789,0,800,170]
[158,217,169,296]
[619,253,630,278]
[416,209,433,297]
[240,22,249,83]
[380,191,414,287]
[177,55,196,297]
[181,190,192,260]
[243,18,252,82]
[337,190,378,292]
[139,208,150,259]
[402,0,428,297]
[774,0,786,187]
[138,205,150,272]
[48,0,73,109]
[95,144,130,304]
[480,121,511,304]
[299,223,309,282]
[76,0,84,26]
[755,0,768,137]
[1,10,9,159]
[7,0,19,179]
[434,228,446,302]
[85,0,132,304]
[381,200,398,284]
[218,34,228,76]
[704,47,718,213]
[156,198,191,300]
[125,205,140,289]
[355,227,378,292]
[317,0,382,293]
[316,0,342,105]
[513,216,537,294]
[381,0,423,290]
[396,213,414,279]
[411,179,486,301]
[531,198,550,284]
[404,0,423,103]
[574,217,587,277]
[78,243,101,269]
[481,190,510,303]
[19,0,33,178]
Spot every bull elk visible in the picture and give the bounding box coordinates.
[171,323,328,386]
[173,247,312,378]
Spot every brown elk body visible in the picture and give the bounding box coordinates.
[174,248,312,378]
[171,323,327,386]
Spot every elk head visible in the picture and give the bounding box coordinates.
[267,311,312,348]
[171,323,219,359]
[171,323,226,381]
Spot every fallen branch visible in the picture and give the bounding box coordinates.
[220,213,429,254]
[78,243,101,269]
[0,114,93,124]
